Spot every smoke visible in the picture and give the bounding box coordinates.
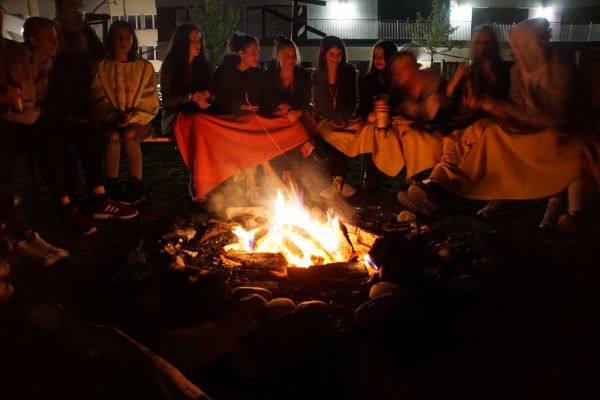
[205,150,357,223]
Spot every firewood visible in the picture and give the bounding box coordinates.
[286,262,369,285]
[223,250,287,271]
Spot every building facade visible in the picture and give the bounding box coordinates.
[2,0,161,71]
[155,0,600,70]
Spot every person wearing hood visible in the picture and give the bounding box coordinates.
[397,18,600,234]
[212,33,264,115]
[173,33,310,203]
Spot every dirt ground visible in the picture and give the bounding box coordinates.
[1,143,599,400]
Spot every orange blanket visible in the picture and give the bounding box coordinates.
[174,112,310,198]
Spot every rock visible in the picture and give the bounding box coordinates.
[162,227,197,241]
[266,297,296,321]
[160,309,259,371]
[232,286,273,302]
[420,224,433,234]
[0,236,12,259]
[169,255,185,270]
[239,294,268,322]
[182,249,198,258]
[397,210,417,223]
[354,293,405,324]
[163,242,177,255]
[437,247,451,259]
[368,281,400,299]
[296,300,328,313]
[0,281,14,305]
[230,305,334,379]
[0,260,10,279]
[162,273,236,331]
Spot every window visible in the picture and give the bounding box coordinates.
[142,46,157,61]
[136,15,142,29]
[127,15,137,28]
[144,15,156,29]
[111,16,121,24]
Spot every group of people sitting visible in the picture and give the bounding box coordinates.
[167,18,599,234]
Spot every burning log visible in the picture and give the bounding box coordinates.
[223,250,287,271]
[286,262,369,285]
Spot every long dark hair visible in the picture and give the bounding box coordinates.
[105,20,138,61]
[163,24,207,81]
[315,35,348,82]
[368,40,397,74]
[471,25,501,67]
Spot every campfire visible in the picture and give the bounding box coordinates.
[222,190,378,274]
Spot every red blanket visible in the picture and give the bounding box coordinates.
[174,112,310,198]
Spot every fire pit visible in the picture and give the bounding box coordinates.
[221,190,379,282]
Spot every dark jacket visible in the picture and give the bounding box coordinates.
[312,63,358,123]
[212,55,263,115]
[43,25,104,120]
[357,70,391,117]
[261,62,311,116]
[160,57,213,135]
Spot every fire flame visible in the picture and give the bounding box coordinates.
[226,190,354,268]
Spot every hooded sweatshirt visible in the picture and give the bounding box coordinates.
[212,54,264,115]
[90,58,159,125]
[503,18,575,129]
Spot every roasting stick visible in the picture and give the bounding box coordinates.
[245,92,298,197]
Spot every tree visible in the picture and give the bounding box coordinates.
[411,0,458,65]
[186,0,240,65]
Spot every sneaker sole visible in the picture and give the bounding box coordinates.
[397,191,435,217]
[92,210,139,220]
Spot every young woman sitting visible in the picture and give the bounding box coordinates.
[173,33,310,203]
[91,21,159,205]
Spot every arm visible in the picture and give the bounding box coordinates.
[90,64,119,123]
[159,61,190,110]
[131,62,160,125]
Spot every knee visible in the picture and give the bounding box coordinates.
[107,132,120,143]
[121,130,137,141]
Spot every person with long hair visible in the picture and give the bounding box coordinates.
[91,21,159,205]
[40,0,138,227]
[312,35,360,199]
[397,18,600,235]
[173,33,310,203]
[357,40,397,118]
[262,36,323,184]
[160,24,213,137]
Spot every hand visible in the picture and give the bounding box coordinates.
[455,63,471,80]
[367,112,376,123]
[286,109,301,122]
[116,113,131,128]
[240,104,260,112]
[0,86,22,108]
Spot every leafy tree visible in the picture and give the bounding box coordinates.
[185,0,240,65]
[411,0,458,65]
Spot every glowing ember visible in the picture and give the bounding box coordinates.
[225,190,358,268]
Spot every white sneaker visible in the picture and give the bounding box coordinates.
[0,281,14,305]
[13,232,69,267]
[320,179,357,199]
[477,200,509,219]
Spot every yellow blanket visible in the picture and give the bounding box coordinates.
[317,117,443,178]
[430,118,600,200]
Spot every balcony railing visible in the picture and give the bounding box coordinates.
[304,19,600,42]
